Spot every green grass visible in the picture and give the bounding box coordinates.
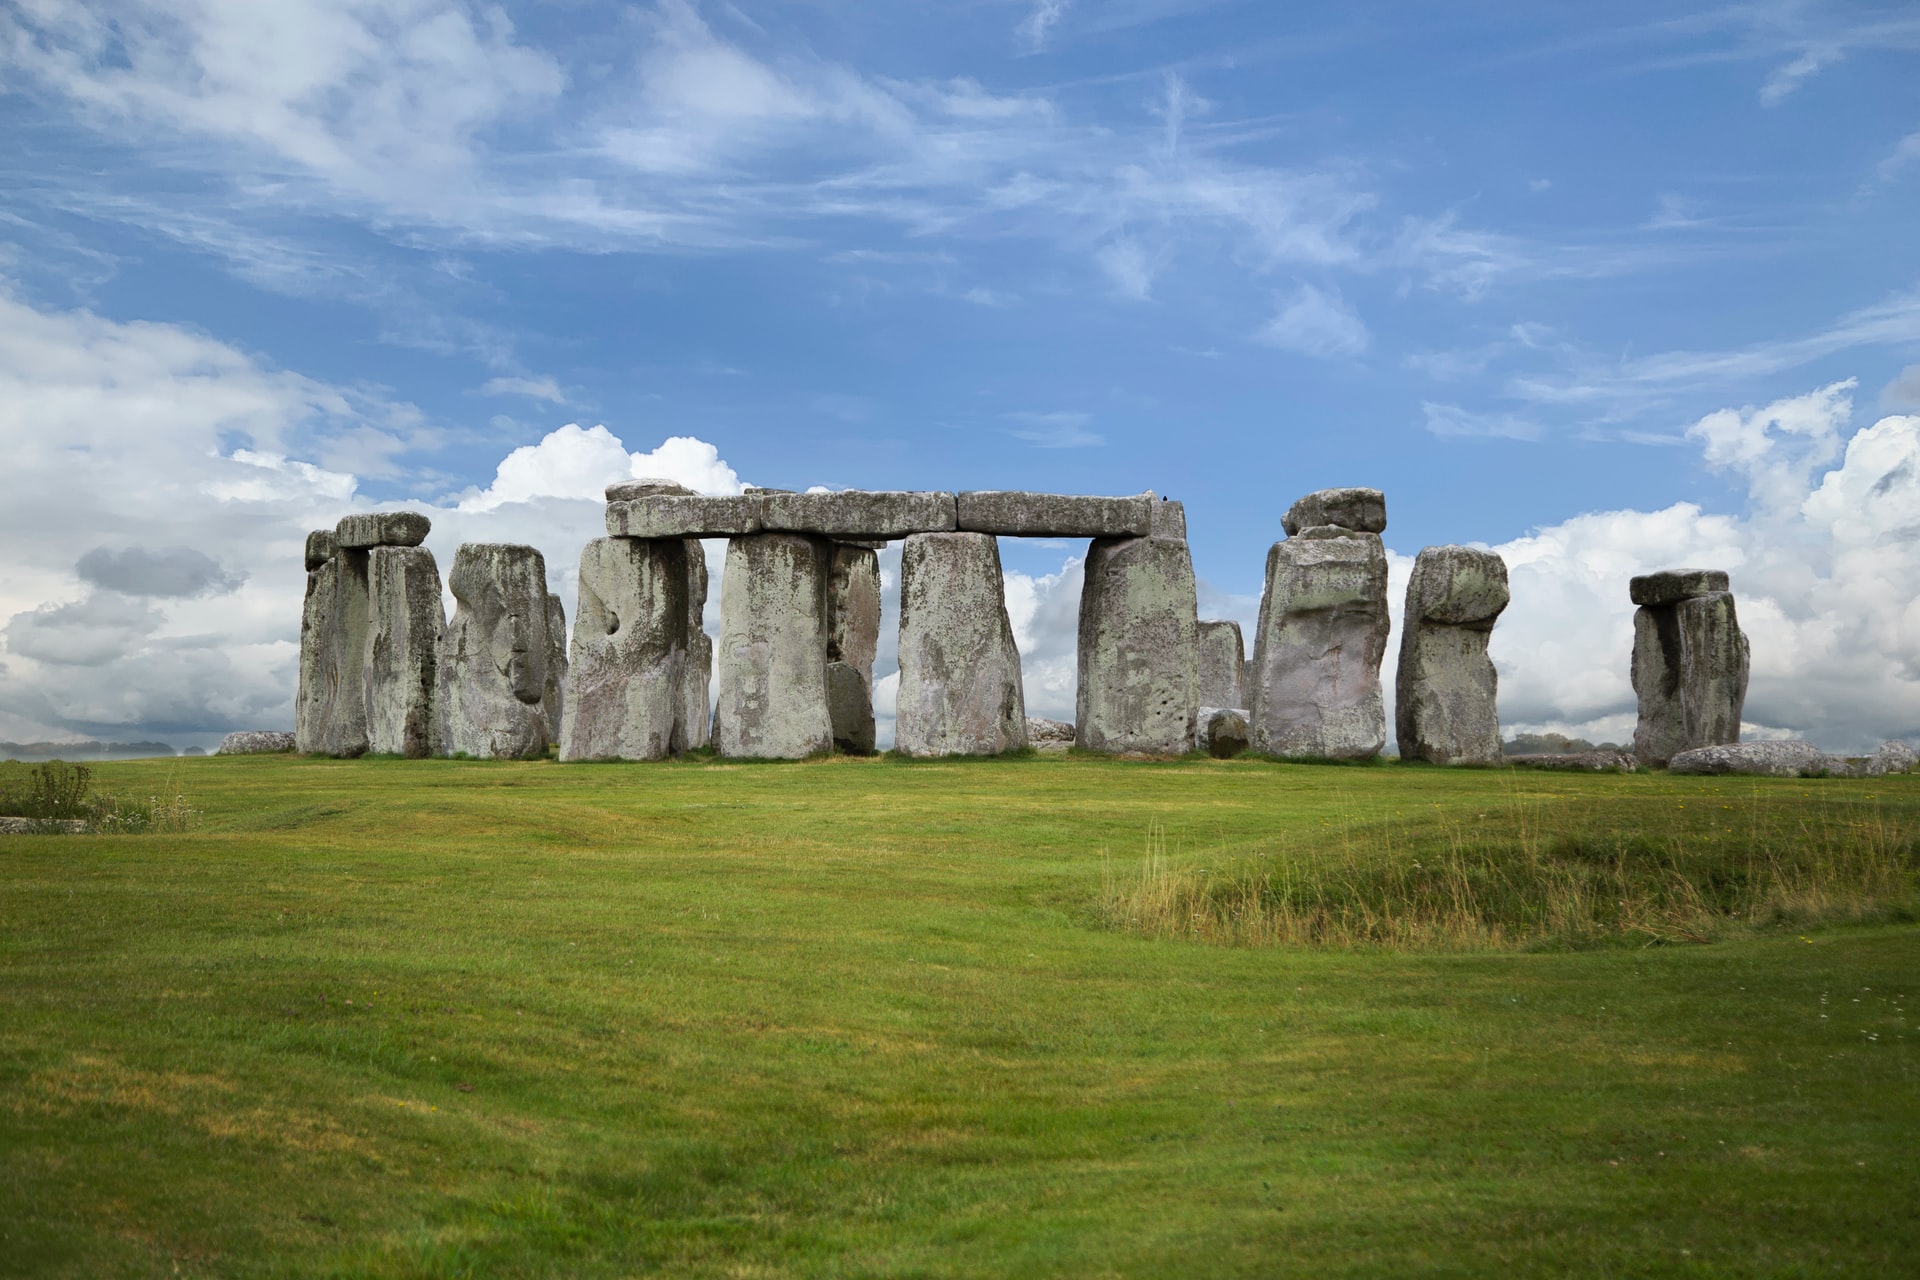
[2,753,1917,1277]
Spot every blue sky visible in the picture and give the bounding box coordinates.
[2,0,1918,750]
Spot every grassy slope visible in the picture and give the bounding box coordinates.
[1,754,1916,1277]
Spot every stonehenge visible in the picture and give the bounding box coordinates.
[895,533,1027,756]
[1630,569,1750,768]
[1076,500,1201,755]
[438,543,565,760]
[1196,620,1245,712]
[1248,491,1391,760]
[1395,546,1510,765]
[711,533,835,759]
[827,544,882,754]
[559,535,700,761]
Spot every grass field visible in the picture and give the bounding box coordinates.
[2,753,1917,1277]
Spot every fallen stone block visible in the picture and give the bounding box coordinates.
[215,731,296,755]
[1026,717,1076,751]
[896,533,1027,756]
[1504,750,1637,773]
[1667,740,1832,777]
[1202,707,1250,759]
[335,511,430,549]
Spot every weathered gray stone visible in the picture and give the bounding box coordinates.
[712,534,834,758]
[335,511,430,550]
[1149,498,1187,542]
[560,538,694,761]
[605,478,696,502]
[1281,488,1386,537]
[1632,581,1750,767]
[1506,750,1638,772]
[215,731,296,755]
[1866,740,1919,776]
[608,494,762,539]
[679,542,712,752]
[1248,532,1389,760]
[955,491,1153,538]
[1197,621,1246,711]
[304,530,336,572]
[1395,546,1509,766]
[1630,569,1730,608]
[827,545,881,753]
[896,533,1027,756]
[365,545,445,757]
[544,593,568,742]
[295,550,371,757]
[1026,717,1076,751]
[437,544,561,760]
[760,490,956,539]
[1202,707,1250,759]
[1076,531,1199,755]
[1668,740,1830,777]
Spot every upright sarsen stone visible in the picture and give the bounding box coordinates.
[827,544,882,753]
[1630,570,1749,767]
[1394,546,1508,765]
[438,543,561,760]
[712,533,833,758]
[1076,501,1199,755]
[295,544,371,757]
[895,533,1027,756]
[1248,532,1390,760]
[365,545,445,757]
[560,537,694,761]
[1197,620,1246,711]
[678,540,713,752]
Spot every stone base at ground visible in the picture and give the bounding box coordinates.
[1200,707,1249,758]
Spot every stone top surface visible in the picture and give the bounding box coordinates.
[1282,487,1386,537]
[605,478,696,502]
[608,489,1176,541]
[304,529,337,571]
[335,511,430,549]
[1407,545,1510,626]
[1630,568,1731,607]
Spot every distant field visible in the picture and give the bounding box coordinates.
[2,754,1916,1277]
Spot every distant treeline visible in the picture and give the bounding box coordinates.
[1,740,185,762]
[1501,732,1624,756]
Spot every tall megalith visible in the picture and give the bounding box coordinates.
[1394,546,1508,765]
[1630,569,1749,767]
[1248,490,1391,760]
[366,545,445,757]
[560,536,696,761]
[712,533,834,758]
[1076,499,1199,755]
[896,533,1027,756]
[295,533,370,757]
[438,543,563,760]
[827,543,882,754]
[1197,620,1246,711]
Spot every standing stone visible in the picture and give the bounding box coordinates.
[827,544,882,753]
[1076,501,1199,755]
[365,545,445,757]
[1248,525,1391,760]
[544,592,568,743]
[1197,620,1246,711]
[438,544,561,760]
[712,533,834,758]
[895,533,1027,756]
[1394,546,1509,765]
[679,542,712,751]
[560,537,694,761]
[1630,570,1749,767]
[294,545,371,757]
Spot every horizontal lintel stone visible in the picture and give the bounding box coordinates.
[608,490,957,539]
[1630,568,1731,607]
[335,511,430,549]
[955,491,1154,537]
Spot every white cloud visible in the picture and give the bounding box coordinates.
[1017,0,1072,53]
[1684,379,1852,514]
[479,375,566,403]
[1759,45,1843,105]
[1421,402,1542,441]
[1874,129,1920,187]
[1003,411,1104,449]
[456,425,745,512]
[1882,364,1920,411]
[1255,284,1369,359]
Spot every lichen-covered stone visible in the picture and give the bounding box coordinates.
[559,537,693,761]
[608,494,763,539]
[1866,740,1919,776]
[827,545,881,753]
[366,545,444,757]
[335,511,430,550]
[1076,533,1199,755]
[1667,740,1830,777]
[1395,546,1508,765]
[679,542,712,752]
[544,592,568,743]
[1631,582,1749,767]
[1197,620,1245,711]
[955,491,1153,537]
[1026,717,1076,751]
[437,544,560,760]
[304,530,336,572]
[895,533,1027,756]
[1506,750,1637,772]
[295,550,371,757]
[759,490,957,539]
[1248,533,1389,760]
[1280,488,1386,537]
[1630,569,1731,608]
[215,731,296,755]
[712,534,834,758]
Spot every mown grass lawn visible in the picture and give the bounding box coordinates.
[2,753,1916,1277]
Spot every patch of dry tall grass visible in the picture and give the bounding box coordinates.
[1101,786,1920,951]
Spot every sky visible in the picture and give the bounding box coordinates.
[1,0,1918,752]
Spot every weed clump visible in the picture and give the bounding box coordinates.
[0,760,197,834]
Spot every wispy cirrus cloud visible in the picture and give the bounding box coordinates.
[1004,410,1103,448]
